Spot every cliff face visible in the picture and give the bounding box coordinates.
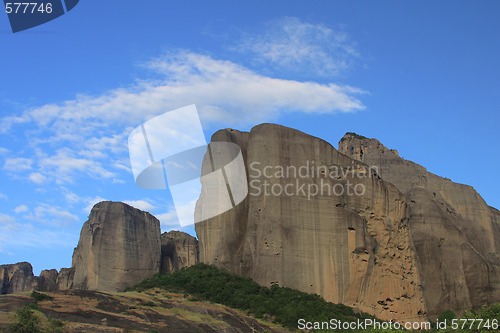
[195,124,426,321]
[72,201,161,292]
[160,231,199,274]
[338,134,500,319]
[0,262,37,294]
[0,263,73,294]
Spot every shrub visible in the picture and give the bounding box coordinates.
[8,306,43,333]
[30,291,53,303]
[129,263,374,330]
[46,318,64,333]
[438,309,456,323]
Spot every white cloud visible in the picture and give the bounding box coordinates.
[83,196,107,214]
[0,51,365,188]
[23,204,79,226]
[1,51,364,137]
[29,172,47,184]
[0,147,8,155]
[155,210,180,229]
[14,205,28,213]
[237,17,360,77]
[123,200,155,212]
[0,213,16,227]
[38,148,115,184]
[0,193,6,200]
[0,214,76,251]
[4,157,33,171]
[64,191,80,203]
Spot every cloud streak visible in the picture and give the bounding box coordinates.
[0,51,365,186]
[237,17,360,78]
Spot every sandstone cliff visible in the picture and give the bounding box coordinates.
[160,231,199,274]
[72,201,161,292]
[195,124,427,321]
[0,263,73,294]
[338,133,500,319]
[0,262,37,294]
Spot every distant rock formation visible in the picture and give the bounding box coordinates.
[195,123,500,321]
[338,133,500,320]
[0,263,74,294]
[72,201,161,292]
[56,267,74,290]
[37,269,58,292]
[160,231,199,274]
[1,203,197,294]
[0,262,37,294]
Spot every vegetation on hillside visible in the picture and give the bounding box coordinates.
[8,291,64,333]
[129,263,375,330]
[130,263,500,332]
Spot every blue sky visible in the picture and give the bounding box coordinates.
[1,1,499,275]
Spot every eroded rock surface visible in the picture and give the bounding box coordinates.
[72,201,161,292]
[195,124,426,321]
[0,262,37,294]
[339,133,500,319]
[160,231,199,274]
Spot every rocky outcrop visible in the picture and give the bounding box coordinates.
[195,124,426,321]
[0,263,76,294]
[72,201,161,292]
[160,231,199,274]
[56,267,74,290]
[0,262,37,294]
[37,269,58,292]
[339,133,500,319]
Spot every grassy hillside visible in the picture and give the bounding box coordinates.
[1,288,288,332]
[130,263,500,333]
[129,263,376,331]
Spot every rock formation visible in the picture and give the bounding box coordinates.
[338,133,500,320]
[195,123,500,321]
[0,262,37,294]
[72,201,161,292]
[160,231,199,274]
[37,269,58,292]
[0,263,73,294]
[1,204,198,295]
[2,123,498,323]
[56,267,75,290]
[195,124,426,321]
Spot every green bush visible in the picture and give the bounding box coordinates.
[129,263,374,330]
[8,306,43,333]
[46,318,64,333]
[30,291,53,303]
[437,309,456,323]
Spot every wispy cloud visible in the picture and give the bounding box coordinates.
[0,50,365,187]
[236,17,360,78]
[83,196,107,214]
[0,213,76,252]
[123,200,155,212]
[154,209,180,229]
[0,193,6,200]
[4,157,33,171]
[37,148,116,184]
[28,172,47,185]
[14,205,28,213]
[23,203,79,226]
